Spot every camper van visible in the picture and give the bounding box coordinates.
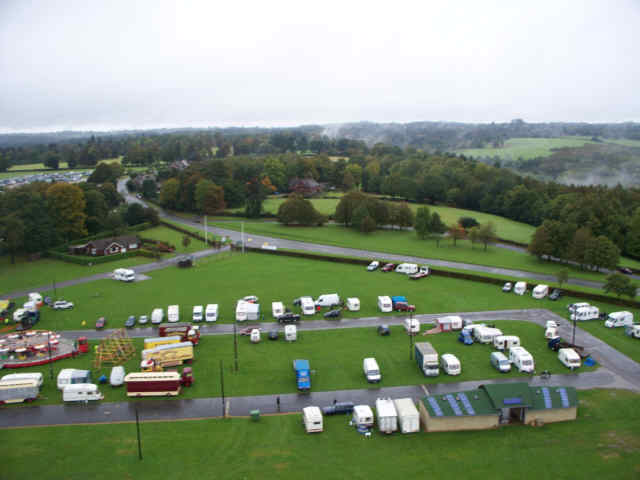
[302,406,323,433]
[568,302,590,313]
[151,308,164,325]
[363,357,381,383]
[352,405,374,428]
[532,284,549,299]
[192,305,203,323]
[300,297,315,315]
[62,383,104,402]
[395,263,418,275]
[473,326,503,344]
[558,348,581,370]
[625,324,640,339]
[493,335,521,351]
[513,282,527,295]
[205,304,218,322]
[346,297,360,311]
[284,324,297,341]
[57,369,91,390]
[315,294,340,308]
[404,317,420,335]
[378,296,392,313]
[570,306,599,322]
[1,372,44,387]
[113,268,135,282]
[440,353,461,375]
[605,311,634,328]
[490,351,511,372]
[272,302,284,318]
[509,346,535,373]
[167,305,180,323]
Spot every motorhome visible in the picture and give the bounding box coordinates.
[570,306,599,322]
[513,282,527,295]
[113,268,135,282]
[57,369,91,390]
[509,346,535,373]
[473,326,503,344]
[300,297,316,315]
[493,335,521,351]
[302,406,323,433]
[375,398,398,434]
[395,263,418,275]
[625,324,640,339]
[1,372,44,387]
[352,405,374,428]
[272,302,284,318]
[377,296,392,313]
[605,311,633,328]
[490,351,511,373]
[192,305,203,322]
[440,353,461,375]
[404,317,420,335]
[532,284,549,299]
[346,297,360,311]
[363,357,381,383]
[205,304,218,322]
[558,348,581,370]
[315,294,340,308]
[62,383,104,402]
[167,305,180,323]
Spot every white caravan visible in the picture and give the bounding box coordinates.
[272,302,284,318]
[378,296,392,313]
[192,305,203,322]
[404,318,420,335]
[493,335,521,351]
[532,284,549,299]
[395,263,418,274]
[363,357,381,383]
[352,405,374,428]
[62,383,104,402]
[558,348,581,370]
[346,297,360,311]
[167,305,180,323]
[151,308,164,324]
[300,297,316,315]
[302,406,323,433]
[513,282,527,295]
[57,369,90,390]
[605,311,633,328]
[284,324,297,341]
[544,326,559,339]
[205,304,218,322]
[375,398,398,434]
[1,372,44,388]
[570,306,599,322]
[473,326,503,344]
[250,329,261,343]
[509,346,535,373]
[440,354,461,375]
[113,268,135,282]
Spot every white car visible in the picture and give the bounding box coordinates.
[138,315,149,325]
[242,295,259,303]
[52,301,74,310]
[367,261,380,271]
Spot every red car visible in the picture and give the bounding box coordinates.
[95,316,106,329]
[394,302,416,312]
[381,263,396,272]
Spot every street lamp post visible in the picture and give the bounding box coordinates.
[47,330,54,380]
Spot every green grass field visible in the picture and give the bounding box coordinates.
[603,138,640,148]
[457,136,599,160]
[139,225,211,254]
[3,388,638,480]
[4,321,594,407]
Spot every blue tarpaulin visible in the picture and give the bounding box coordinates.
[583,357,597,367]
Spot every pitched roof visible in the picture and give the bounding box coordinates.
[421,389,496,417]
[481,382,533,409]
[87,235,139,250]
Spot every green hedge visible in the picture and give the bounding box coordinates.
[47,247,159,265]
[51,222,152,253]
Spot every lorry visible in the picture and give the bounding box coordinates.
[509,346,535,373]
[63,383,104,402]
[113,268,135,282]
[570,306,600,322]
[513,282,527,295]
[377,296,392,313]
[395,263,418,275]
[375,398,398,434]
[0,379,40,404]
[300,297,315,315]
[158,323,200,345]
[346,297,360,311]
[532,284,549,299]
[363,357,381,383]
[167,305,180,323]
[124,370,193,397]
[205,304,218,322]
[493,335,521,351]
[625,324,640,339]
[415,342,439,376]
[302,406,323,433]
[293,359,311,391]
[558,348,581,370]
[57,369,91,390]
[393,398,420,434]
[604,311,634,328]
[315,293,340,308]
[141,341,194,368]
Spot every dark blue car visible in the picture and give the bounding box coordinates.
[458,330,473,345]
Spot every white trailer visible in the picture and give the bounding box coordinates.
[284,324,297,341]
[62,383,104,402]
[558,348,581,370]
[570,306,599,321]
[1,372,44,387]
[57,369,91,390]
[395,263,418,274]
[393,398,420,434]
[0,379,40,404]
[377,296,392,313]
[509,346,535,373]
[493,335,521,351]
[300,297,316,315]
[473,326,503,344]
[272,302,284,318]
[302,406,323,433]
[532,284,549,299]
[352,405,374,428]
[346,297,360,311]
[513,282,527,295]
[375,398,398,434]
[404,318,420,335]
[605,311,633,328]
[113,268,135,282]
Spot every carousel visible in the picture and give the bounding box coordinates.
[0,329,81,369]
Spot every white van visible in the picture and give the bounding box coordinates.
[352,405,374,427]
[113,268,135,282]
[272,302,284,318]
[570,306,599,322]
[192,305,203,322]
[490,351,511,373]
[346,298,360,311]
[513,282,527,295]
[395,263,418,275]
[605,311,633,328]
[440,353,461,375]
[473,326,503,344]
[558,348,581,370]
[378,296,392,313]
[315,294,340,308]
[63,383,104,402]
[404,318,420,335]
[302,406,323,433]
[1,372,44,388]
[300,297,316,315]
[167,305,180,323]
[151,308,164,325]
[509,346,534,373]
[205,304,218,322]
[363,357,381,383]
[284,324,297,341]
[532,284,549,299]
[493,335,520,351]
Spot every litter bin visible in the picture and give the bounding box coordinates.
[250,409,260,421]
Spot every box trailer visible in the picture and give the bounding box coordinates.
[302,406,323,433]
[63,383,104,402]
[141,341,194,368]
[0,379,39,404]
[570,306,599,322]
[532,284,549,299]
[377,296,392,313]
[605,311,633,328]
[375,398,398,434]
[158,323,200,345]
[415,342,439,376]
[124,371,188,397]
[293,359,311,391]
[393,398,420,433]
[493,335,521,351]
[346,297,360,311]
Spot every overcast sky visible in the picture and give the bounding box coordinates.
[1,0,639,132]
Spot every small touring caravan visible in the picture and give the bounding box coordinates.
[63,383,104,402]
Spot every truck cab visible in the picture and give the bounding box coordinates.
[293,359,311,391]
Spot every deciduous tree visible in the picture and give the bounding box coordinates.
[46,183,87,240]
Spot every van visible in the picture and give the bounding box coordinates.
[346,297,360,311]
[302,406,323,433]
[605,311,633,328]
[490,351,511,373]
[570,306,599,322]
[352,405,374,427]
[404,318,420,335]
[440,353,461,375]
[57,369,91,390]
[558,348,581,370]
[473,326,503,344]
[300,297,315,315]
[285,324,297,341]
[167,305,179,323]
[395,263,418,275]
[0,372,44,388]
[509,346,534,373]
[315,294,340,308]
[151,308,164,325]
[513,282,527,295]
[493,335,520,351]
[377,296,392,313]
[192,305,203,323]
[363,357,381,383]
[272,302,284,318]
[532,284,549,299]
[62,383,104,402]
[205,304,218,322]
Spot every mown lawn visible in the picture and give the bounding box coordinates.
[139,225,210,254]
[2,389,638,480]
[457,136,598,160]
